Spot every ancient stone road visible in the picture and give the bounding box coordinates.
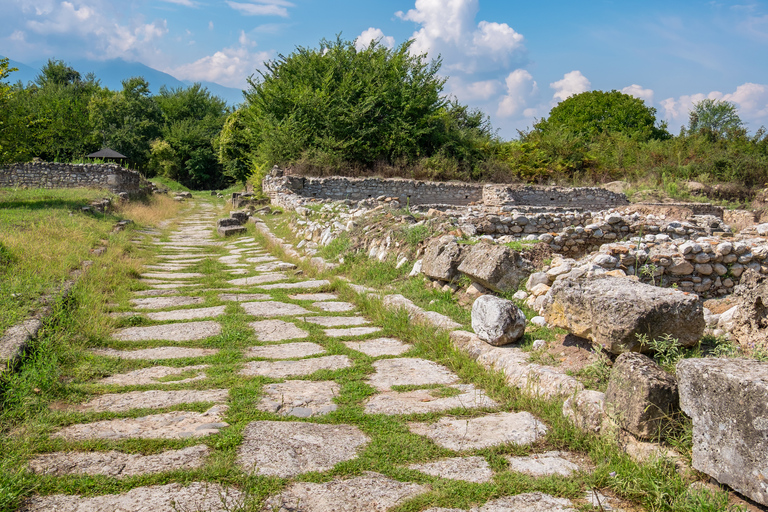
[20,201,602,512]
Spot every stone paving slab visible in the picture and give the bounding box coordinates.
[27,445,210,478]
[343,338,410,356]
[262,472,428,512]
[130,296,205,309]
[303,316,370,327]
[144,264,191,271]
[368,358,459,390]
[146,306,227,321]
[290,293,339,301]
[325,326,381,337]
[92,347,218,360]
[258,380,340,417]
[219,293,271,301]
[227,268,249,275]
[313,301,356,312]
[408,456,494,483]
[158,258,204,263]
[141,272,203,279]
[21,482,243,512]
[424,492,575,512]
[218,255,241,264]
[249,320,309,341]
[253,261,297,272]
[240,301,311,317]
[113,321,221,342]
[148,283,197,289]
[505,451,580,477]
[239,355,352,378]
[244,256,278,263]
[364,384,498,415]
[409,412,548,451]
[133,289,180,297]
[238,421,369,477]
[98,365,208,386]
[227,273,288,286]
[160,254,217,260]
[53,405,229,441]
[77,389,229,413]
[260,279,331,290]
[245,342,325,359]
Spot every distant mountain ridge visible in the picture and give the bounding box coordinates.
[1,56,244,106]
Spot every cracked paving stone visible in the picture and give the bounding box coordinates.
[113,321,221,342]
[52,404,229,440]
[219,292,271,301]
[343,338,410,356]
[249,320,309,341]
[245,255,278,263]
[145,305,226,321]
[367,358,459,390]
[258,380,340,417]
[303,316,369,327]
[289,293,338,301]
[27,445,210,478]
[92,347,218,360]
[325,326,381,337]
[260,279,331,290]
[141,272,203,279]
[240,301,311,317]
[313,301,355,312]
[237,421,368,477]
[506,451,580,477]
[97,365,208,386]
[364,384,498,415]
[21,481,244,512]
[130,296,204,309]
[408,412,548,451]
[239,355,352,378]
[253,261,297,272]
[408,456,494,483]
[76,389,229,413]
[245,342,325,359]
[262,472,428,512]
[227,273,288,286]
[424,493,575,512]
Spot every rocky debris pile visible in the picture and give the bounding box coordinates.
[708,269,768,352]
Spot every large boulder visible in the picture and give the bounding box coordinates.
[421,236,465,282]
[542,271,704,354]
[457,243,534,293]
[677,358,768,506]
[727,269,768,351]
[471,295,526,346]
[604,352,679,439]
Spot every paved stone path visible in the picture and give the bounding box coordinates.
[19,199,605,511]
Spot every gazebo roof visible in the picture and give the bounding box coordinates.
[87,148,127,159]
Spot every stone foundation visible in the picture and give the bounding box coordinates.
[0,162,150,196]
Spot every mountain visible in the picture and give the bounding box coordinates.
[1,56,244,106]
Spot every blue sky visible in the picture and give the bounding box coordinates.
[2,0,767,138]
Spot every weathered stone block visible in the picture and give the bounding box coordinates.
[563,390,605,434]
[421,235,465,282]
[471,295,526,346]
[457,242,533,293]
[542,272,704,354]
[217,225,247,237]
[677,358,768,506]
[605,352,679,439]
[217,217,241,228]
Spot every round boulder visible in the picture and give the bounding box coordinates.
[471,295,526,346]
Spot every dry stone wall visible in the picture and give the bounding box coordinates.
[0,162,149,196]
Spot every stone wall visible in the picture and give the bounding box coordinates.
[482,184,629,208]
[0,162,149,196]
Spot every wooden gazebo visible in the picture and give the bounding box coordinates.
[86,148,127,163]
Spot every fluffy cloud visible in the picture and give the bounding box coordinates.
[497,69,537,118]
[550,70,591,104]
[355,28,395,51]
[226,0,293,17]
[622,84,654,105]
[661,82,768,130]
[167,31,271,88]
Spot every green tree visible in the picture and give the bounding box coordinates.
[215,108,254,183]
[533,90,670,142]
[0,58,21,163]
[243,37,448,168]
[34,59,82,88]
[688,99,745,140]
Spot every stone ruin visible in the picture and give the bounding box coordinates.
[0,162,152,197]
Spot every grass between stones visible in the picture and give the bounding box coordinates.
[0,192,741,512]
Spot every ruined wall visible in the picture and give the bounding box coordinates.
[0,163,149,195]
[482,184,629,208]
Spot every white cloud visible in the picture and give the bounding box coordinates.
[167,31,271,88]
[226,0,293,17]
[622,84,654,105]
[160,0,196,7]
[355,27,395,51]
[208,21,214,30]
[449,78,501,101]
[550,70,591,104]
[661,82,768,129]
[497,69,537,117]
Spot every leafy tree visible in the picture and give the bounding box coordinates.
[533,90,670,142]
[34,59,82,88]
[0,58,21,163]
[243,37,448,168]
[688,99,745,140]
[215,108,254,183]
[156,83,227,124]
